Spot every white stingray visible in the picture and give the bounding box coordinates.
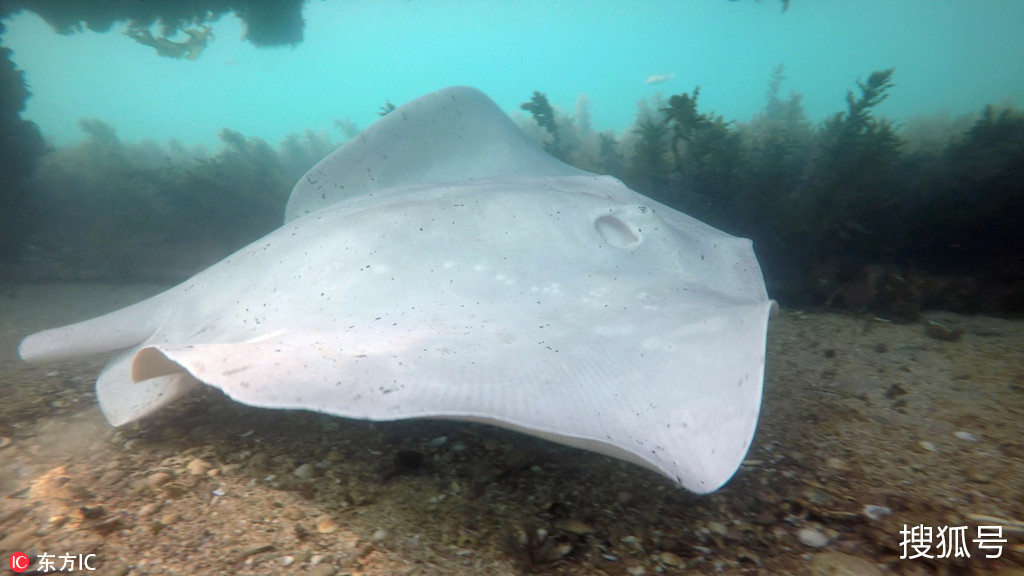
[19,86,772,493]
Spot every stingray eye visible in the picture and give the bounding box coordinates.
[595,214,640,249]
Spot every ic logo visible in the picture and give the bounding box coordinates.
[8,552,30,573]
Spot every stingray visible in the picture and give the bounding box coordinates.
[19,86,772,494]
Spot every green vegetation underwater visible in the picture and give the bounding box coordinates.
[2,2,1021,317]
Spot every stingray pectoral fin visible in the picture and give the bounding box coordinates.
[128,305,770,494]
[18,293,168,363]
[133,345,199,381]
[97,349,200,426]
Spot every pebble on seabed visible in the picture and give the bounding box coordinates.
[316,516,339,534]
[810,551,883,576]
[862,504,892,521]
[146,471,173,487]
[555,519,596,535]
[137,502,162,518]
[293,463,316,479]
[657,551,685,567]
[797,527,829,548]
[307,565,336,576]
[100,469,126,486]
[186,458,212,475]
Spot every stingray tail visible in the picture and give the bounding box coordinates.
[18,292,168,363]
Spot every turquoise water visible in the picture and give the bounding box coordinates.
[4,0,1023,149]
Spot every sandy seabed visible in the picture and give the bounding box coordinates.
[0,283,1022,575]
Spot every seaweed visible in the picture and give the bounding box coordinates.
[7,0,305,47]
[597,132,625,178]
[7,65,1022,313]
[16,121,317,281]
[733,64,812,240]
[635,86,743,223]
[661,88,706,168]
[521,91,566,161]
[911,105,1024,271]
[0,42,47,268]
[798,69,902,259]
[626,116,671,197]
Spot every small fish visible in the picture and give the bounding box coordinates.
[644,73,675,85]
